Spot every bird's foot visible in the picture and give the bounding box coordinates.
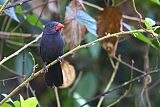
[41,63,48,73]
[57,56,62,63]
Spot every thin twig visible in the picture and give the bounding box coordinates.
[81,69,160,107]
[0,76,24,82]
[5,40,39,47]
[0,33,42,66]
[28,84,41,107]
[0,32,37,38]
[106,60,134,107]
[82,1,143,23]
[0,64,24,76]
[5,0,32,9]
[97,56,120,107]
[113,56,144,74]
[54,87,61,107]
[0,27,159,105]
[82,1,103,11]
[0,0,11,14]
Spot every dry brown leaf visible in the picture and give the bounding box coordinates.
[97,6,122,56]
[59,60,76,88]
[63,0,87,49]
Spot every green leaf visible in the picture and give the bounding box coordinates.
[26,14,43,29]
[75,72,98,98]
[0,103,12,107]
[134,32,152,44]
[19,95,38,107]
[124,24,156,48]
[15,52,34,78]
[13,101,20,107]
[150,0,160,5]
[66,6,98,37]
[15,6,23,15]
[86,33,100,59]
[134,32,156,48]
[144,18,156,29]
[23,97,38,107]
[20,95,25,107]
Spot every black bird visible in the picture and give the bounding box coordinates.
[40,21,64,87]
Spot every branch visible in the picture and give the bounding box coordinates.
[97,56,120,107]
[0,27,159,105]
[0,31,38,38]
[106,60,134,107]
[0,33,42,66]
[0,0,11,14]
[81,69,160,107]
[4,0,32,9]
[82,1,144,23]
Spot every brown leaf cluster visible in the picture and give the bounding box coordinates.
[59,60,76,88]
[97,6,122,55]
[63,0,87,49]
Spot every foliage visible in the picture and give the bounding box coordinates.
[0,0,160,107]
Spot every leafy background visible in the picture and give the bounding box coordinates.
[0,0,160,107]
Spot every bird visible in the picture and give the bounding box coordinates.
[40,21,64,87]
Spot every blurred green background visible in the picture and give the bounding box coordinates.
[0,0,160,107]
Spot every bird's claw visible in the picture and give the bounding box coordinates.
[57,56,62,63]
[41,63,48,73]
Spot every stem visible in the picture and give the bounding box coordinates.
[97,56,120,107]
[0,0,11,14]
[0,27,159,105]
[54,87,61,107]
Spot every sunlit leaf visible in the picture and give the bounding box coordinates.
[19,95,38,107]
[0,1,20,22]
[66,6,97,36]
[150,0,160,5]
[131,27,156,48]
[20,95,25,107]
[13,101,20,107]
[26,14,43,29]
[24,97,38,107]
[145,17,156,29]
[0,103,12,107]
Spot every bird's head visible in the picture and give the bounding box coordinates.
[43,21,64,34]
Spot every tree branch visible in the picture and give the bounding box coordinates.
[0,0,11,14]
[0,31,38,38]
[0,27,159,105]
[0,33,42,66]
[81,69,160,107]
[4,0,32,9]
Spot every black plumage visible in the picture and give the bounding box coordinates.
[40,21,64,87]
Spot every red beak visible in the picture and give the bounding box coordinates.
[55,23,64,30]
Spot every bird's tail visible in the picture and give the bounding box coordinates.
[45,62,63,87]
